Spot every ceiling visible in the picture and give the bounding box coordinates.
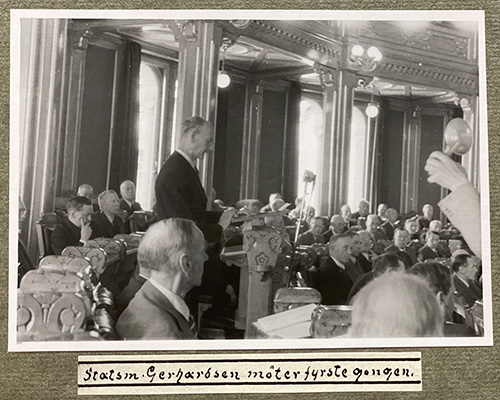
[98,21,459,103]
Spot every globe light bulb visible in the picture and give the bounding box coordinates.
[217,72,231,88]
[366,103,379,118]
[351,44,364,57]
[367,46,383,62]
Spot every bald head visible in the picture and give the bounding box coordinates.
[330,214,346,234]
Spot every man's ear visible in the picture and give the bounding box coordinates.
[437,291,446,307]
[179,254,191,276]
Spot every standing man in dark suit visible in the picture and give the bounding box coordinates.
[314,234,353,305]
[117,218,206,340]
[155,116,234,243]
[91,190,128,238]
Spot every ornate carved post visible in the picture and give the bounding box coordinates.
[242,226,282,337]
[172,20,223,193]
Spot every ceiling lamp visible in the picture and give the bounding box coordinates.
[366,103,379,118]
[350,44,383,72]
[217,38,232,89]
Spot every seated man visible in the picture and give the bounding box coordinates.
[384,228,417,269]
[260,193,282,213]
[405,218,424,253]
[340,204,355,227]
[408,262,476,336]
[77,183,99,212]
[117,218,206,340]
[51,196,93,255]
[356,231,374,273]
[417,204,434,231]
[323,214,347,243]
[347,252,406,304]
[119,180,143,217]
[380,208,399,241]
[376,203,388,225]
[348,273,444,338]
[297,216,325,246]
[452,254,482,308]
[91,190,127,238]
[351,200,370,229]
[344,231,365,285]
[314,234,353,305]
[418,230,444,262]
[120,180,150,232]
[364,214,388,254]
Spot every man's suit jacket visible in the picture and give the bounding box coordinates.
[453,275,482,308]
[116,280,196,340]
[345,258,364,284]
[51,217,88,255]
[314,257,353,305]
[357,253,373,273]
[119,198,142,217]
[155,151,222,243]
[380,221,395,241]
[384,244,417,269]
[417,245,442,262]
[297,231,325,246]
[116,273,147,315]
[91,211,126,239]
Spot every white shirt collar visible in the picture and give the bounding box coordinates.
[456,274,470,288]
[331,256,346,270]
[123,198,133,208]
[176,149,197,170]
[149,278,191,321]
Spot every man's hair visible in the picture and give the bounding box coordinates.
[451,253,473,273]
[343,229,359,239]
[408,262,452,296]
[77,184,93,196]
[349,273,444,338]
[311,216,324,225]
[98,190,118,208]
[404,218,417,228]
[66,196,92,214]
[329,233,350,246]
[372,253,404,277]
[423,204,433,211]
[137,218,202,274]
[425,230,440,240]
[181,116,210,138]
[120,180,135,192]
[394,228,408,236]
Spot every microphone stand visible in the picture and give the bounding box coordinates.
[286,171,316,287]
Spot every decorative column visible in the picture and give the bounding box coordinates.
[401,107,421,214]
[240,79,263,200]
[172,20,223,195]
[20,19,69,259]
[319,65,357,215]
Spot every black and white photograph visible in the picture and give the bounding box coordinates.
[10,10,491,351]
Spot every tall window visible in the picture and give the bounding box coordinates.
[297,98,324,214]
[347,106,368,209]
[137,62,163,210]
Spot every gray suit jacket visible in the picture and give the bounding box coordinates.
[116,280,196,340]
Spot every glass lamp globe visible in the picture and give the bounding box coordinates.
[366,103,379,118]
[217,72,231,88]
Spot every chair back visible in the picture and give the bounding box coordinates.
[35,213,61,259]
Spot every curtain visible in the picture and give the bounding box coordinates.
[109,41,141,190]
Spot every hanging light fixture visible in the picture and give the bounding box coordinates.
[217,39,231,89]
[350,44,383,72]
[366,103,379,118]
